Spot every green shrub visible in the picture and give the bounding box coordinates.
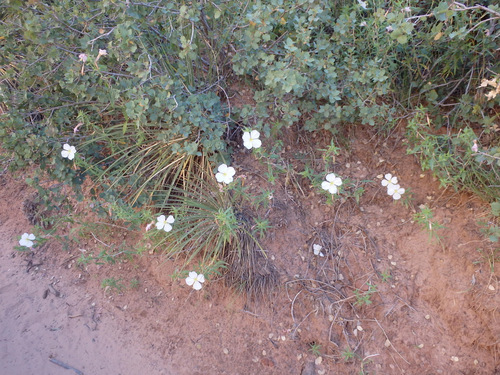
[231,0,499,133]
[406,107,499,201]
[0,0,237,203]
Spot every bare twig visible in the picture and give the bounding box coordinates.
[453,1,500,18]
[49,357,84,375]
[292,308,318,337]
[87,27,116,46]
[90,232,111,247]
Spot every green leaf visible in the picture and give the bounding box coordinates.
[433,2,453,22]
[491,202,500,217]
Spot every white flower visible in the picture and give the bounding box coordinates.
[387,184,405,200]
[471,140,478,153]
[386,25,394,32]
[321,173,342,194]
[360,21,367,27]
[357,0,367,9]
[156,214,175,232]
[19,233,35,248]
[313,244,324,257]
[61,144,76,160]
[78,53,88,62]
[242,130,262,150]
[186,271,205,290]
[98,49,108,56]
[403,6,411,13]
[215,164,236,184]
[381,173,398,187]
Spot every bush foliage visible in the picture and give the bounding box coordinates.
[0,0,499,278]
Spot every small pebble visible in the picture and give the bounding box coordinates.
[223,348,229,355]
[315,357,323,365]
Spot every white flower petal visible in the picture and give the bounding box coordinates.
[166,215,175,224]
[216,172,225,183]
[326,173,336,182]
[252,139,262,149]
[250,130,260,139]
[218,164,228,173]
[242,132,250,142]
[196,274,205,283]
[329,185,338,194]
[163,223,172,232]
[193,281,202,290]
[387,184,399,195]
[28,234,36,240]
[186,277,195,286]
[189,271,198,279]
[226,166,236,177]
[243,140,253,149]
[321,181,330,191]
[333,177,342,186]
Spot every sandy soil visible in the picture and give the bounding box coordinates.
[0,175,169,375]
[0,124,498,375]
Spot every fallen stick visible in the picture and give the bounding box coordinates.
[49,357,84,375]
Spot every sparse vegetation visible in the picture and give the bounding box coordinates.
[1,1,499,372]
[413,205,446,243]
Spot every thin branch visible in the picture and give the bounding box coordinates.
[87,27,116,46]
